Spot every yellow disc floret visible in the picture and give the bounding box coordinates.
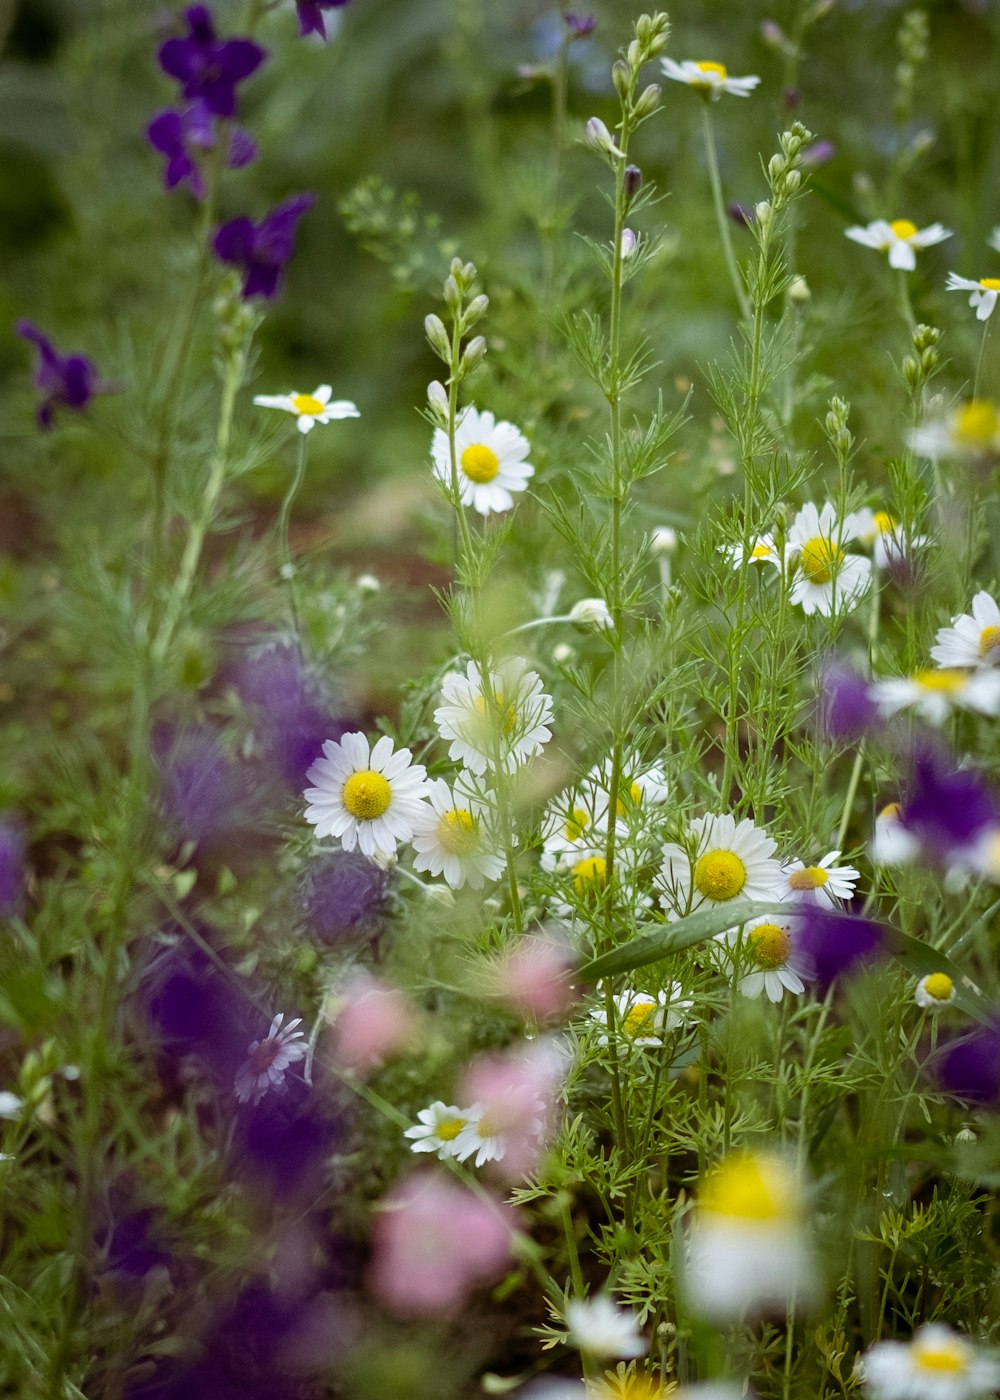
[980,278,1000,291]
[695,60,727,77]
[437,1116,467,1142]
[623,1001,658,1039]
[979,625,1000,661]
[913,668,967,693]
[954,400,999,448]
[748,923,791,970]
[693,849,746,902]
[699,1152,799,1223]
[787,865,829,891]
[573,855,607,896]
[342,769,392,820]
[923,972,954,1002]
[890,219,918,240]
[461,443,501,483]
[799,536,842,585]
[913,1339,968,1374]
[291,392,325,415]
[437,808,477,855]
[564,806,590,841]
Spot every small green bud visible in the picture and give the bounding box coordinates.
[459,335,488,375]
[612,59,631,98]
[754,200,774,231]
[462,293,489,331]
[632,83,661,120]
[443,275,462,313]
[424,313,451,361]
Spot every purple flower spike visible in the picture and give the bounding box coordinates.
[937,1020,1000,1105]
[818,659,879,743]
[147,108,257,198]
[795,908,888,989]
[16,321,104,430]
[295,0,350,39]
[158,5,266,121]
[0,818,25,918]
[903,746,998,859]
[213,194,315,299]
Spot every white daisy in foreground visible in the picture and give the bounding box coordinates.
[911,400,1000,459]
[783,850,860,907]
[564,1294,647,1359]
[304,732,431,857]
[434,657,553,776]
[847,508,928,571]
[589,984,693,1046]
[660,57,760,99]
[862,1323,1000,1400]
[931,591,1000,669]
[719,533,782,571]
[872,802,918,867]
[234,1013,306,1105]
[685,1152,818,1321]
[724,915,807,1003]
[403,1101,480,1159]
[845,219,951,271]
[914,973,956,1011]
[946,272,1000,321]
[657,812,784,921]
[252,384,360,434]
[787,502,872,616]
[431,406,534,516]
[410,777,504,890]
[871,669,1000,725]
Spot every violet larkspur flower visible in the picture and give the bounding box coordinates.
[158,5,266,121]
[0,817,25,919]
[302,850,389,949]
[296,0,349,39]
[565,12,598,36]
[817,659,879,743]
[902,746,998,860]
[147,108,256,198]
[795,907,888,989]
[937,1020,1000,1106]
[213,194,315,299]
[16,320,104,430]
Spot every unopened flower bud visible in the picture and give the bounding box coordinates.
[650,525,678,556]
[367,848,398,872]
[624,164,643,201]
[569,597,614,632]
[760,19,785,48]
[565,12,597,38]
[632,83,661,120]
[461,260,477,286]
[462,294,489,332]
[443,275,462,312]
[459,335,488,375]
[585,116,625,160]
[620,228,637,259]
[754,200,774,231]
[424,883,456,908]
[788,275,810,303]
[612,59,631,98]
[427,380,449,416]
[955,1127,977,1144]
[424,314,451,361]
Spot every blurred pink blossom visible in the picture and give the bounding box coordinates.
[328,975,416,1074]
[497,932,579,1020]
[457,1037,568,1179]
[368,1172,518,1315]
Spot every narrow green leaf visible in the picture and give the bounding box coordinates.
[579,900,792,982]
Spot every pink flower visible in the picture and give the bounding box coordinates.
[497,933,579,1020]
[328,975,415,1074]
[455,1038,567,1179]
[368,1172,518,1315]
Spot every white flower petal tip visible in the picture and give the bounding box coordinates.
[845,218,951,270]
[563,1295,647,1359]
[661,57,760,99]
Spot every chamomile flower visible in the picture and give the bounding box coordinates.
[724,915,807,1003]
[564,1295,647,1359]
[911,400,1000,459]
[719,534,782,571]
[946,272,1000,321]
[786,502,872,616]
[434,657,553,776]
[914,973,956,1011]
[873,802,918,866]
[403,1101,481,1159]
[871,669,1000,725]
[660,57,760,100]
[931,591,1000,669]
[304,732,431,858]
[431,407,534,516]
[862,1323,1000,1400]
[847,508,928,570]
[234,1013,307,1105]
[589,984,693,1046]
[783,851,861,907]
[657,813,784,921]
[252,384,360,433]
[410,777,504,890]
[845,219,951,271]
[453,1089,545,1171]
[540,778,609,872]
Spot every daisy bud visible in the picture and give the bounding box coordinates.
[552,643,573,664]
[626,40,642,70]
[459,335,488,376]
[650,525,678,555]
[569,597,614,632]
[366,847,398,872]
[760,19,786,48]
[633,84,661,120]
[462,293,489,330]
[424,883,456,908]
[612,60,630,98]
[624,164,643,201]
[426,380,449,417]
[424,314,451,362]
[955,1126,977,1144]
[461,260,478,287]
[782,169,801,196]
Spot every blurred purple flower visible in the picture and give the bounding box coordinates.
[302,851,389,949]
[818,659,879,743]
[147,108,257,198]
[565,12,598,36]
[802,139,836,167]
[902,747,998,859]
[0,817,25,918]
[235,644,345,790]
[795,908,888,989]
[937,1021,1000,1105]
[235,1084,345,1205]
[16,320,105,430]
[146,949,256,1093]
[155,726,259,855]
[295,0,350,39]
[728,202,755,228]
[213,194,315,299]
[158,5,266,122]
[98,1197,172,1280]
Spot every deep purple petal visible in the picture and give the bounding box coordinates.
[795,908,888,989]
[296,2,327,38]
[147,109,185,157]
[241,262,281,299]
[216,37,267,83]
[184,5,217,41]
[158,36,197,83]
[903,747,998,856]
[937,1022,1000,1105]
[252,193,315,263]
[213,215,256,265]
[60,356,97,409]
[0,819,25,919]
[227,126,257,170]
[819,660,879,743]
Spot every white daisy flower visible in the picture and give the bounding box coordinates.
[660,57,760,100]
[845,219,952,272]
[871,669,1000,725]
[539,779,610,872]
[402,1101,481,1159]
[786,502,872,617]
[303,732,431,858]
[872,802,918,867]
[946,272,1000,321]
[589,984,693,1046]
[911,400,1000,459]
[452,1095,545,1170]
[563,1295,647,1359]
[914,973,956,1011]
[719,534,783,571]
[862,1323,1000,1400]
[931,591,1000,668]
[252,384,360,434]
[724,915,807,1003]
[431,406,534,516]
[234,1013,307,1105]
[410,777,505,890]
[846,508,928,570]
[657,812,784,921]
[783,850,860,907]
[434,657,553,776]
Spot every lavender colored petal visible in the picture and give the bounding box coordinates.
[227,126,257,169]
[819,660,879,742]
[796,908,888,989]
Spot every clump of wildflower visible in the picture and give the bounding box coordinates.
[658,813,784,922]
[253,383,359,433]
[234,1013,306,1105]
[660,57,760,100]
[434,657,553,776]
[946,271,1000,321]
[303,731,431,858]
[845,218,951,271]
[915,973,955,1011]
[17,320,107,430]
[213,194,315,299]
[158,6,265,125]
[861,1323,1000,1400]
[786,502,872,616]
[409,776,504,890]
[589,984,693,1045]
[564,1294,647,1359]
[931,591,1000,669]
[431,407,535,516]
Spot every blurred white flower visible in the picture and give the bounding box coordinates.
[253,384,360,433]
[930,591,1000,669]
[564,1294,647,1358]
[862,1323,1000,1400]
[945,271,1000,321]
[845,219,951,271]
[661,57,760,99]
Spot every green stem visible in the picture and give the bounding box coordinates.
[835,574,881,853]
[973,316,992,403]
[276,431,310,640]
[701,102,751,323]
[895,268,917,335]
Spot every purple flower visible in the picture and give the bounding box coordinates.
[213,194,315,299]
[303,851,389,949]
[902,746,998,859]
[795,908,888,989]
[155,726,258,854]
[802,140,836,168]
[158,5,266,122]
[565,12,598,37]
[145,948,258,1094]
[234,644,344,790]
[147,107,257,198]
[0,817,25,918]
[818,659,879,743]
[728,202,755,228]
[16,321,103,430]
[936,1020,1000,1105]
[295,0,350,39]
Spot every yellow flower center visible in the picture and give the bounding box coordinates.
[787,865,829,890]
[693,849,746,902]
[290,392,325,415]
[615,782,644,817]
[699,1153,798,1223]
[751,542,773,559]
[954,400,999,447]
[799,536,842,586]
[873,511,896,533]
[923,972,954,1002]
[573,855,607,896]
[913,668,967,693]
[623,1001,658,1038]
[461,443,500,483]
[748,923,791,970]
[879,802,902,821]
[436,1116,467,1141]
[913,1342,968,1375]
[979,278,1000,291]
[564,806,590,841]
[341,769,392,820]
[473,691,518,737]
[437,808,477,855]
[890,219,918,240]
[695,60,727,77]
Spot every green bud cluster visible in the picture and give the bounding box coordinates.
[894,9,929,126]
[824,396,854,464]
[903,323,941,393]
[425,257,489,387]
[766,122,814,209]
